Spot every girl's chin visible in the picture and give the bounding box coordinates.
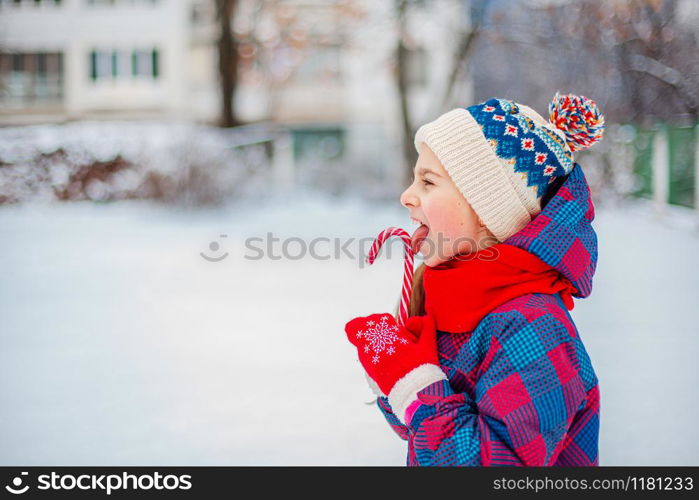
[416,240,430,259]
[419,243,444,267]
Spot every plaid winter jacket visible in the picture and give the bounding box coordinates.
[377,163,600,466]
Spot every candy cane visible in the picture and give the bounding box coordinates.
[366,227,415,327]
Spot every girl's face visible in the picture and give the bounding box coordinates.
[400,142,496,267]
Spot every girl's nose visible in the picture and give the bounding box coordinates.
[400,184,418,208]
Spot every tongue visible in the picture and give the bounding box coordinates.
[410,224,429,254]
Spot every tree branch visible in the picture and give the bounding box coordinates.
[628,53,699,114]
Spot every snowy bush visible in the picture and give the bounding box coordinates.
[0,121,274,206]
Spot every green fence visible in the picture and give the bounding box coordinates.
[631,126,654,200]
[668,125,696,208]
[291,127,345,162]
[629,123,697,208]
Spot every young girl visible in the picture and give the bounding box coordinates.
[344,93,603,466]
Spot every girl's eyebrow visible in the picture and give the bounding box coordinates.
[416,167,441,178]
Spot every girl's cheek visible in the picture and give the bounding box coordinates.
[428,201,465,237]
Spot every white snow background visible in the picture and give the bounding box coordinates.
[1,191,698,465]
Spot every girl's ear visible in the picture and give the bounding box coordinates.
[478,217,496,241]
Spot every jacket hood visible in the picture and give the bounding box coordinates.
[502,162,598,298]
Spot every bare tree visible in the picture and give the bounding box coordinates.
[228,0,491,188]
[478,0,699,124]
[394,0,488,186]
[439,0,488,111]
[395,0,415,179]
[216,0,241,127]
[232,0,366,121]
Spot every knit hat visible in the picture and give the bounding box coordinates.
[413,92,605,242]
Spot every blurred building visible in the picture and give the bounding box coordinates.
[0,0,473,196]
[0,0,191,123]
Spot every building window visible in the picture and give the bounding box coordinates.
[191,0,214,24]
[151,49,159,78]
[0,0,63,7]
[111,51,119,78]
[85,0,159,6]
[293,43,341,84]
[90,48,159,81]
[0,51,64,106]
[130,49,159,79]
[89,50,114,80]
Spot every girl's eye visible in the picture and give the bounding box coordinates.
[422,178,434,187]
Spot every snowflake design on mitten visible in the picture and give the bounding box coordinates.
[355,315,407,364]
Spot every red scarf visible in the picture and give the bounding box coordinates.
[422,243,579,333]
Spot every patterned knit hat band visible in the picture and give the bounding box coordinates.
[413,92,605,242]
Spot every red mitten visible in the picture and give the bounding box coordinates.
[344,313,447,424]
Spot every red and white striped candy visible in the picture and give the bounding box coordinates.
[366,227,415,327]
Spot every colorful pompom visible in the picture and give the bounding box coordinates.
[548,92,605,152]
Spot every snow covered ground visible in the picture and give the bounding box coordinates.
[0,192,698,465]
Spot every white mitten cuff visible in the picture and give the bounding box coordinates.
[388,363,447,425]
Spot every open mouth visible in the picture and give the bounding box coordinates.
[410,217,430,254]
